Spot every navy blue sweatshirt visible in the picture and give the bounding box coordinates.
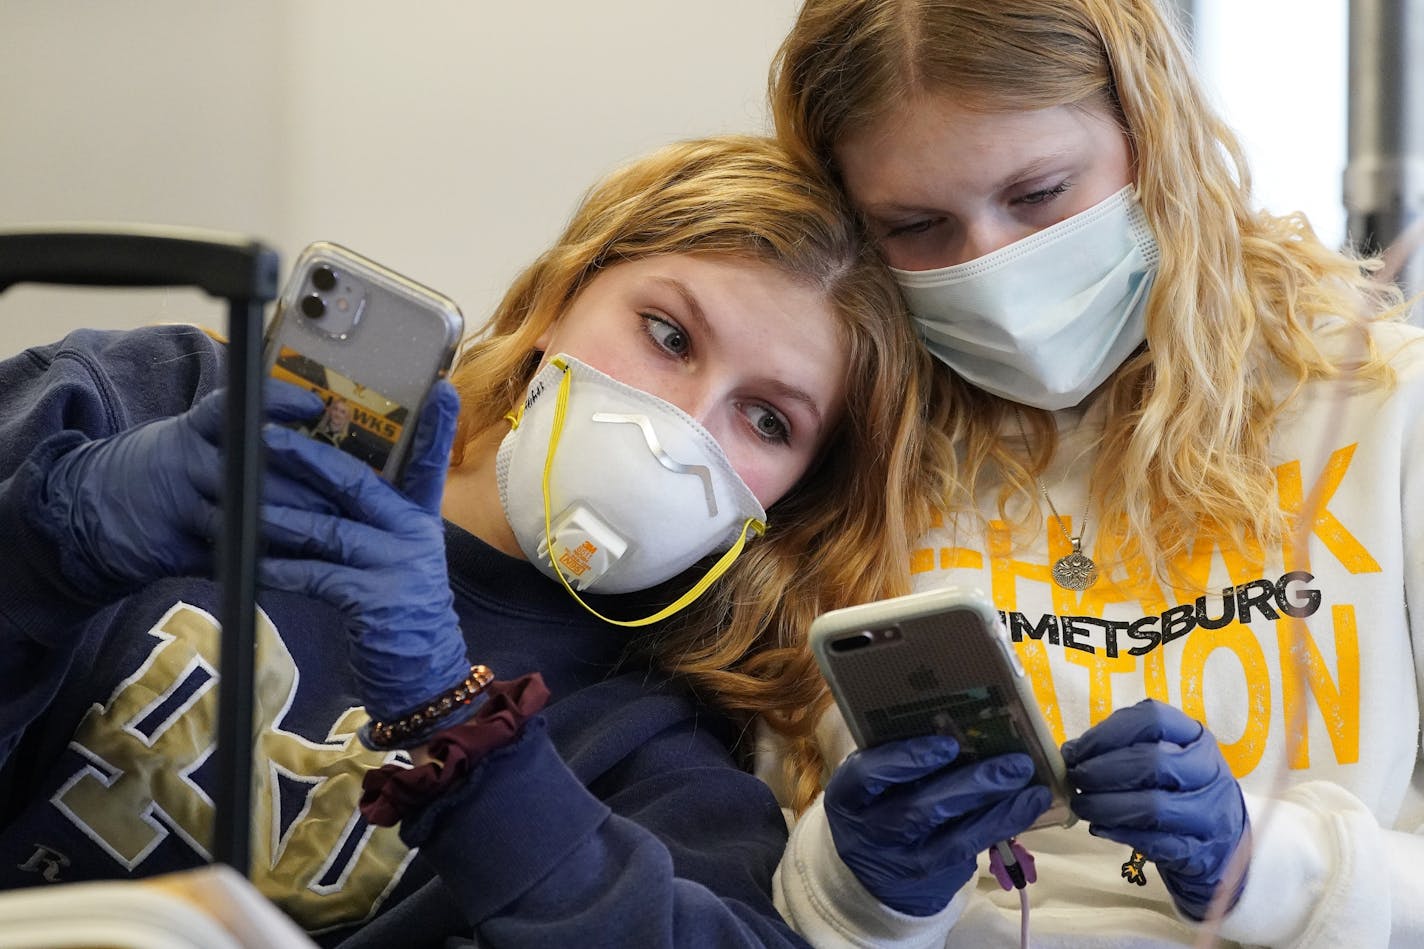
[0,326,809,948]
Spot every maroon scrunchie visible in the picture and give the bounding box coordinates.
[360,672,550,827]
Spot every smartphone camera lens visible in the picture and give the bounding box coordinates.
[310,265,338,292]
[830,631,875,653]
[300,293,326,319]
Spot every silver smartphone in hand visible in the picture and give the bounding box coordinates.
[262,241,464,483]
[811,586,1076,830]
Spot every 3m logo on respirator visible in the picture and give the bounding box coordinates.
[558,540,600,577]
[593,412,717,516]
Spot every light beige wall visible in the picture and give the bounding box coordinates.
[0,1,287,347]
[0,1,801,354]
[0,1,1356,356]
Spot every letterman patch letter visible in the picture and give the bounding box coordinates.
[54,602,410,931]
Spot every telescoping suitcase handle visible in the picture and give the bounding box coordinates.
[0,224,280,877]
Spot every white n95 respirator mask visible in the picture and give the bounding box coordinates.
[496,354,767,625]
[892,185,1160,411]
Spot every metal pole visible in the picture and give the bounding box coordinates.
[212,296,266,878]
[1345,0,1424,302]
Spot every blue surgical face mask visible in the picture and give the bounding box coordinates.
[891,186,1160,410]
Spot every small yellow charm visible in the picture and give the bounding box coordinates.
[1121,849,1149,886]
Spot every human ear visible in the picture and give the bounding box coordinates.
[533,318,558,353]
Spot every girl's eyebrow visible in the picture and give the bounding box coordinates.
[765,378,826,432]
[989,146,1077,194]
[648,276,709,338]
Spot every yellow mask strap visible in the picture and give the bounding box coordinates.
[538,357,766,628]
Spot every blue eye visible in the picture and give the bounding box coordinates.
[642,313,690,357]
[745,403,790,445]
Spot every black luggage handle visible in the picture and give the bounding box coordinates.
[0,225,278,298]
[0,225,278,877]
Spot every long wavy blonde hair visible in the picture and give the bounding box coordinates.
[772,0,1405,575]
[448,136,947,811]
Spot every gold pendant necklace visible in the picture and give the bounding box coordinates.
[1014,409,1098,591]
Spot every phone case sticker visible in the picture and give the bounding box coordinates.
[867,683,1021,762]
[272,346,408,475]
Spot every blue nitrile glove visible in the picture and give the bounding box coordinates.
[1061,699,1249,920]
[41,382,325,594]
[256,381,472,738]
[825,735,1053,916]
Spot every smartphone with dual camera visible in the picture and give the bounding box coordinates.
[811,586,1076,831]
[262,241,464,483]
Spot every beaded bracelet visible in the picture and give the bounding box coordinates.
[360,672,550,827]
[366,664,495,750]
